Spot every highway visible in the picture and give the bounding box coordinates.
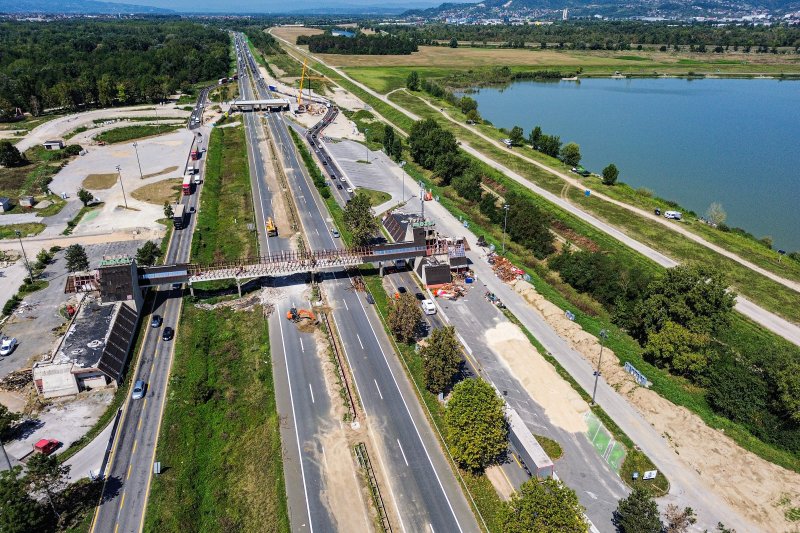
[237,33,480,532]
[90,93,208,532]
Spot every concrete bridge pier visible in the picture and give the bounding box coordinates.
[189,283,195,298]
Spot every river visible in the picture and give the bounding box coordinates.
[464,78,800,251]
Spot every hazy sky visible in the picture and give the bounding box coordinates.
[105,0,461,11]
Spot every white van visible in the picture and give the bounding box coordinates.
[421,299,436,315]
[664,210,682,220]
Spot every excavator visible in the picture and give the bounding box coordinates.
[286,307,316,323]
[266,217,278,237]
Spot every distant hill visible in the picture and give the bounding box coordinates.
[0,0,173,14]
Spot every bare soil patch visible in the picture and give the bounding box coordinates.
[142,165,179,179]
[510,279,800,531]
[271,26,324,44]
[82,173,118,190]
[131,178,182,205]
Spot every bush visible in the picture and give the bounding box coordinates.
[3,295,21,316]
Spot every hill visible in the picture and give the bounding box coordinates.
[0,0,173,14]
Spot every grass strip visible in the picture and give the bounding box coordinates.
[144,304,289,532]
[191,123,257,262]
[0,222,45,239]
[62,204,103,236]
[94,124,182,144]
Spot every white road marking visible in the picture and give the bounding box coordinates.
[374,379,383,399]
[322,445,328,469]
[356,334,364,349]
[308,383,315,403]
[299,338,304,352]
[397,439,409,466]
[343,299,349,311]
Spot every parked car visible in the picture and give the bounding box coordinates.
[150,315,162,328]
[132,380,146,400]
[0,337,18,356]
[421,299,437,315]
[664,210,682,220]
[33,439,60,456]
[162,327,174,341]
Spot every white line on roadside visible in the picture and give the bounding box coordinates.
[397,439,409,466]
[343,299,349,311]
[356,334,364,349]
[374,379,383,400]
[308,383,315,404]
[299,338,304,352]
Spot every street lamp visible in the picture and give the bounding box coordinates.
[132,141,144,180]
[116,165,128,209]
[364,128,369,163]
[15,230,33,284]
[501,204,510,253]
[400,160,407,203]
[591,329,609,406]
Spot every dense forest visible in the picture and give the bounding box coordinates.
[0,20,230,116]
[297,32,418,55]
[377,21,800,50]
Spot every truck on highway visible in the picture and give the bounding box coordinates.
[266,217,278,237]
[172,203,186,229]
[268,85,277,92]
[507,406,554,479]
[182,175,192,196]
[190,149,200,161]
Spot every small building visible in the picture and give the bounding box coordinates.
[42,139,65,151]
[0,197,11,212]
[19,196,35,208]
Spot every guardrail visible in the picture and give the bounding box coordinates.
[353,442,392,533]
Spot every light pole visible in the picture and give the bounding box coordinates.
[501,204,510,253]
[400,160,407,203]
[364,128,369,163]
[116,165,128,209]
[132,141,144,180]
[15,230,33,284]
[591,329,609,406]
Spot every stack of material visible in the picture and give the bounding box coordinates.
[492,256,524,282]
[433,282,467,300]
[0,368,32,391]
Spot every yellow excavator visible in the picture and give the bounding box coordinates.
[266,217,278,237]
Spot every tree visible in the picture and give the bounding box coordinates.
[502,478,586,533]
[343,192,378,247]
[64,244,89,273]
[25,453,70,518]
[479,193,501,224]
[0,467,52,533]
[445,378,507,471]
[0,141,27,168]
[383,124,395,155]
[77,188,93,206]
[538,134,562,157]
[421,326,462,393]
[775,362,800,423]
[642,321,712,377]
[390,136,403,161]
[452,168,482,203]
[135,241,162,267]
[528,126,543,150]
[449,37,458,48]
[465,109,481,123]
[613,485,664,533]
[163,201,173,219]
[560,142,581,166]
[387,293,422,344]
[459,96,478,115]
[406,70,420,91]
[509,126,524,146]
[505,192,555,259]
[602,163,619,185]
[663,504,696,533]
[705,202,727,226]
[0,403,21,439]
[34,249,52,270]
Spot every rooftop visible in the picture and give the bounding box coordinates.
[54,297,117,369]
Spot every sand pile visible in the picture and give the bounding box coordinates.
[485,321,589,434]
[508,279,800,530]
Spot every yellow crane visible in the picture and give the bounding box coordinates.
[297,58,327,110]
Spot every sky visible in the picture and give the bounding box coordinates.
[104,0,465,11]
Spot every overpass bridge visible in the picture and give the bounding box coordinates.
[229,98,291,112]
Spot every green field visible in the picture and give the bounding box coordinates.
[94,124,182,144]
[0,222,45,239]
[191,123,257,263]
[356,187,391,208]
[144,305,289,532]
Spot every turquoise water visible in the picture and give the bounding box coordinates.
[465,78,800,251]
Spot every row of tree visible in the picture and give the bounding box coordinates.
[0,20,230,115]
[296,32,418,55]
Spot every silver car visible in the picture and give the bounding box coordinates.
[132,380,146,400]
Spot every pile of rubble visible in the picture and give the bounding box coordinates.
[195,293,275,317]
[0,368,32,392]
[432,282,468,300]
[489,254,525,282]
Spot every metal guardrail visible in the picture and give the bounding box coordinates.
[354,442,392,533]
[320,310,357,422]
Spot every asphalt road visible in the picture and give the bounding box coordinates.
[90,92,208,533]
[237,33,479,532]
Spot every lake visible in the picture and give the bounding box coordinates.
[465,78,800,251]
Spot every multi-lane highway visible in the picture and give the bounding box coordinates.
[91,94,208,532]
[235,33,480,532]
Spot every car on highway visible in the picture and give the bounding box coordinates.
[132,380,146,400]
[0,337,18,356]
[421,299,437,315]
[336,183,343,190]
[150,315,162,328]
[322,160,328,165]
[330,228,340,238]
[346,187,353,193]
[162,327,174,341]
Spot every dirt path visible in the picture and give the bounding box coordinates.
[511,279,800,531]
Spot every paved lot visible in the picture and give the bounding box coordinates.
[0,240,142,379]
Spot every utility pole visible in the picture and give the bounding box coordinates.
[400,160,407,203]
[132,141,144,180]
[116,165,128,209]
[419,180,425,220]
[0,437,12,471]
[502,204,510,253]
[15,230,33,284]
[591,329,609,406]
[364,128,369,163]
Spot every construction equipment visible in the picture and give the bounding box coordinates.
[266,217,278,237]
[297,58,327,108]
[286,307,316,323]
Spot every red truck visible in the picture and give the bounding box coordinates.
[190,149,200,161]
[182,175,192,196]
[33,439,60,455]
